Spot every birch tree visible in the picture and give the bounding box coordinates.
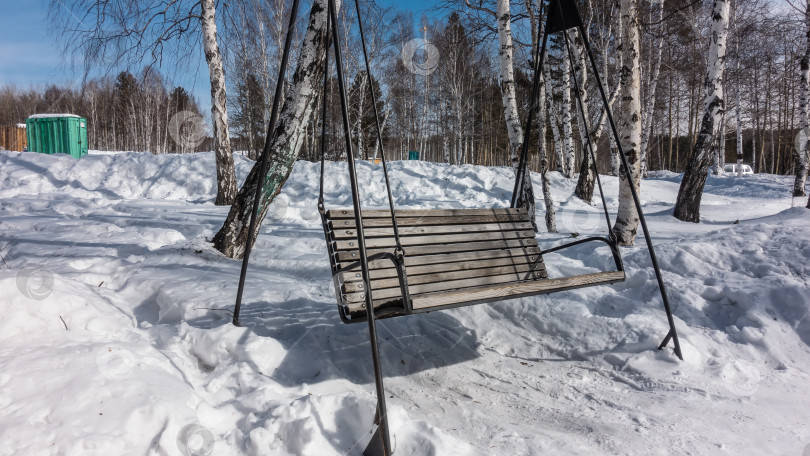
[559,36,576,178]
[538,68,558,232]
[794,0,810,197]
[674,0,731,223]
[574,1,622,202]
[48,0,238,205]
[202,0,238,205]
[527,0,556,232]
[214,0,334,258]
[496,0,537,229]
[734,4,744,176]
[546,68,567,172]
[639,0,665,177]
[612,0,644,245]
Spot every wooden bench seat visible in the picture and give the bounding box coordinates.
[323,207,625,321]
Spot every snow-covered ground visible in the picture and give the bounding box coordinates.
[0,149,808,456]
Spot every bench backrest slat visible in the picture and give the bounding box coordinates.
[324,208,548,319]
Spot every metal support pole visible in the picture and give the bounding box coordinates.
[353,0,404,257]
[328,0,392,454]
[232,0,302,326]
[560,29,614,237]
[511,31,550,208]
[562,1,683,359]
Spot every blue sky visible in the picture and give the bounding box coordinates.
[0,0,439,120]
[0,1,64,88]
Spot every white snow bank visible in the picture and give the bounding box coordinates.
[0,150,253,203]
[0,150,809,455]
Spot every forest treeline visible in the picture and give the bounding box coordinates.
[0,70,207,154]
[7,0,802,177]
[223,0,804,176]
[37,0,810,253]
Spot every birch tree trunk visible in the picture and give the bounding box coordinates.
[547,74,565,172]
[611,0,643,245]
[572,33,620,202]
[714,109,726,175]
[794,0,810,197]
[373,106,390,160]
[561,43,575,178]
[533,0,556,232]
[497,0,537,229]
[610,135,620,176]
[751,115,757,171]
[214,0,334,258]
[674,0,730,223]
[735,13,743,176]
[539,68,557,232]
[201,0,238,206]
[575,3,622,195]
[572,33,595,201]
[640,0,665,177]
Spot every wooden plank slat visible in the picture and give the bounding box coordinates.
[342,263,547,293]
[331,221,535,240]
[330,213,529,229]
[327,207,527,219]
[336,247,542,277]
[343,271,548,303]
[333,230,535,250]
[343,271,626,315]
[409,271,626,310]
[337,252,544,281]
[335,239,540,262]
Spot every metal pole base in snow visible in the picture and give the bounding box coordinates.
[544,0,684,360]
[364,422,387,456]
[360,312,392,456]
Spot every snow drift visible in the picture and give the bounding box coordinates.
[0,150,808,455]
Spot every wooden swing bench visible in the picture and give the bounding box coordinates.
[324,207,626,323]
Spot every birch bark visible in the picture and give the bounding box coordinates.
[735,9,743,176]
[497,0,537,229]
[532,0,556,232]
[561,42,575,178]
[611,0,643,245]
[640,0,665,177]
[202,0,238,206]
[575,3,622,200]
[214,0,335,258]
[794,0,810,197]
[547,70,565,172]
[673,0,731,223]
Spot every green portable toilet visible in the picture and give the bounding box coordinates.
[26,114,88,159]
[408,150,420,160]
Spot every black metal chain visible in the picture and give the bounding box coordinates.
[318,12,331,214]
[561,29,614,237]
[233,0,302,326]
[353,0,404,256]
[511,27,549,209]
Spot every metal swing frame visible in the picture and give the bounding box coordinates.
[231,1,683,454]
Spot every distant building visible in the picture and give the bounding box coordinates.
[26,114,88,159]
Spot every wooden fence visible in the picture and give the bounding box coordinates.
[0,125,27,151]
